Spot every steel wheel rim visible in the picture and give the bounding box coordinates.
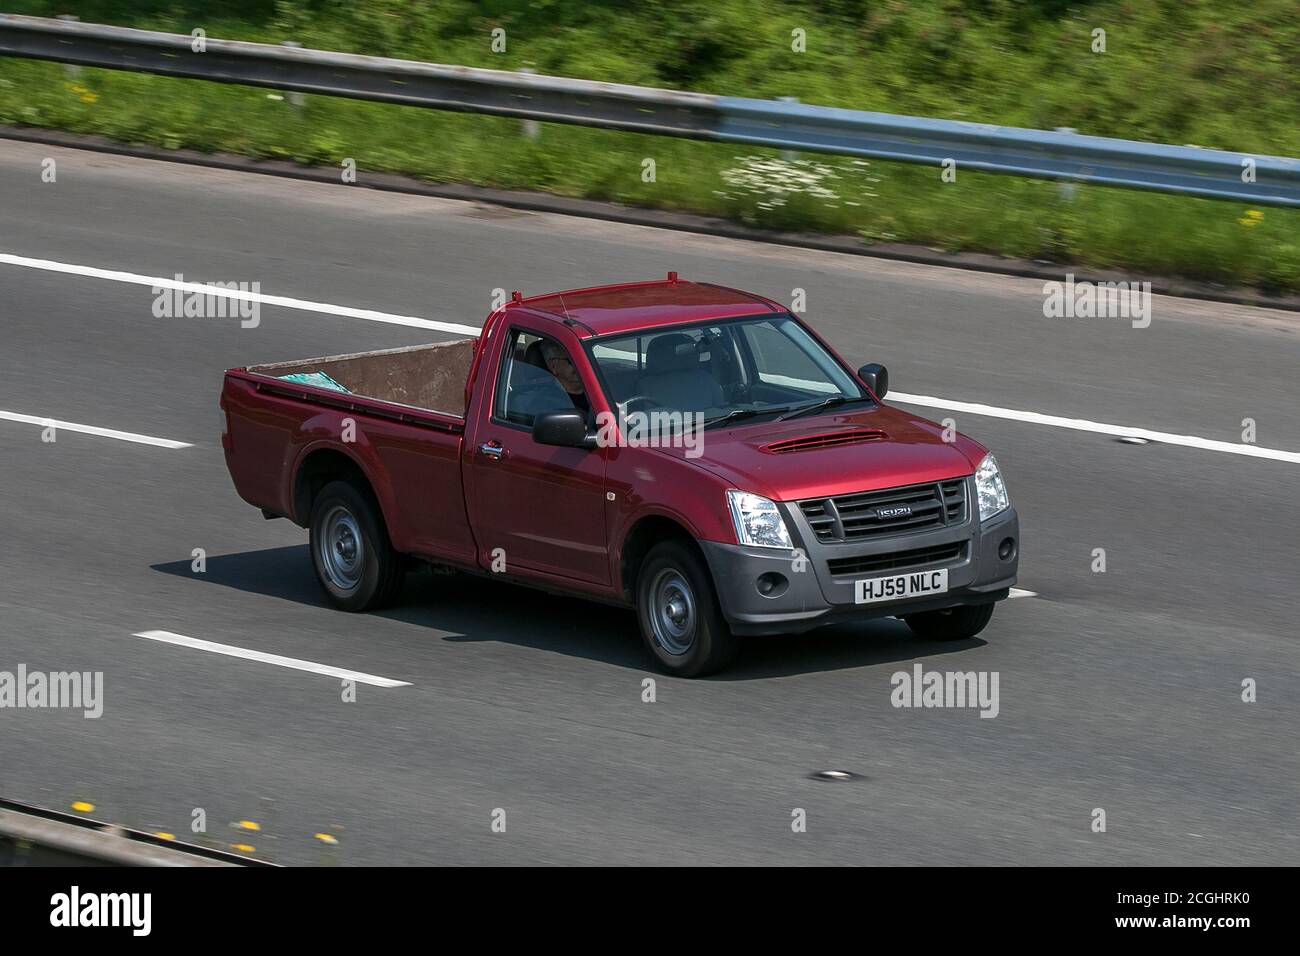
[319,505,364,591]
[648,568,697,656]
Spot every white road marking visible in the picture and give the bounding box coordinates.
[890,392,1300,465]
[6,250,1298,465]
[0,410,192,448]
[0,252,480,335]
[131,630,410,688]
[1008,588,1037,599]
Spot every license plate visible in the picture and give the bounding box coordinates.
[855,568,948,604]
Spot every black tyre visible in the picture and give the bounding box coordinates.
[309,480,404,611]
[635,541,739,677]
[903,603,995,641]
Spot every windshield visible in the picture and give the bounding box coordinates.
[586,313,868,428]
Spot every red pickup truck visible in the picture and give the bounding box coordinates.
[221,276,1018,676]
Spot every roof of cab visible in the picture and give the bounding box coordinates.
[504,277,781,338]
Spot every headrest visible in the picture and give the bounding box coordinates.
[522,340,548,369]
[645,333,697,373]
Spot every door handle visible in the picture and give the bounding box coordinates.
[478,441,505,460]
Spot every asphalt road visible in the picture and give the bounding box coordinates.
[1,139,1297,865]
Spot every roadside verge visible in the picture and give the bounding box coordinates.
[4,123,1297,314]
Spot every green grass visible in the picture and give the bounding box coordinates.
[1,1,1296,290]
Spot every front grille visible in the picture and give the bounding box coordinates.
[827,541,967,577]
[798,478,967,542]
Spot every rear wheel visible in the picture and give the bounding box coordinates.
[904,603,994,641]
[636,541,738,677]
[309,480,404,611]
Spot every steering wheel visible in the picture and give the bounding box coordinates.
[724,382,753,404]
[618,395,665,414]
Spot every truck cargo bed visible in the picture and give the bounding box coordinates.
[247,338,476,418]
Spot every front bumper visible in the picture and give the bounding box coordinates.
[700,483,1019,636]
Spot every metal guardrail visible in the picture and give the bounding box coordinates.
[0,14,1297,206]
[0,798,272,866]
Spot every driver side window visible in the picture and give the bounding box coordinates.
[495,330,584,427]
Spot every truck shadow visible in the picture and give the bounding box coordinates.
[151,546,986,680]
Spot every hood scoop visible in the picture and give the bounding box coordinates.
[762,428,888,454]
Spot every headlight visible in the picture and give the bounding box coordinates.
[975,454,1009,522]
[726,490,793,549]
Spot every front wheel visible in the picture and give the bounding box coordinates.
[309,480,404,611]
[636,541,739,677]
[903,603,995,641]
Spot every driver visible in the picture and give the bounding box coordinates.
[540,339,590,415]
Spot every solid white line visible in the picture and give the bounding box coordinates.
[889,391,1300,465]
[0,410,192,448]
[0,252,480,336]
[1008,588,1037,599]
[131,630,411,688]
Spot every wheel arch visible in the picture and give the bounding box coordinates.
[619,513,706,603]
[292,445,387,531]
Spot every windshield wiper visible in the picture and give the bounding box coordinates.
[769,398,873,424]
[775,396,872,422]
[701,406,792,429]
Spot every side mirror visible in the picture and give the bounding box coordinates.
[857,363,889,399]
[533,410,594,448]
